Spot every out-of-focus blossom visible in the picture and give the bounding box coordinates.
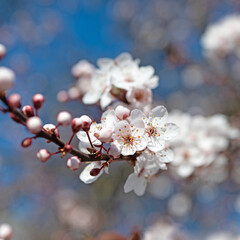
[206,232,240,240]
[143,221,188,240]
[168,111,239,179]
[124,149,173,196]
[81,53,159,109]
[0,67,15,92]
[201,14,240,58]
[0,223,13,240]
[168,193,192,217]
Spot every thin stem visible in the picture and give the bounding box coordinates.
[86,131,94,149]
[68,132,75,144]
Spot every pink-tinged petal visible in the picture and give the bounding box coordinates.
[130,109,146,124]
[124,173,147,196]
[155,149,174,166]
[114,120,131,137]
[83,90,102,104]
[134,177,147,196]
[149,106,168,122]
[101,109,117,129]
[177,164,194,178]
[121,144,137,156]
[79,162,104,184]
[133,135,148,151]
[115,52,133,66]
[164,123,179,140]
[124,173,137,193]
[97,58,113,69]
[147,136,165,152]
[100,90,114,109]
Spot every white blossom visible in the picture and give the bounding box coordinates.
[82,53,159,109]
[79,161,108,184]
[201,14,240,58]
[168,111,239,179]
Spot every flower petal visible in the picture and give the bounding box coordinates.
[149,106,168,122]
[164,123,179,140]
[79,162,104,184]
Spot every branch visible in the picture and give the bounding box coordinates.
[0,93,139,163]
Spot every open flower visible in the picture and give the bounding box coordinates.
[124,153,159,196]
[80,161,108,184]
[131,106,179,152]
[112,119,148,156]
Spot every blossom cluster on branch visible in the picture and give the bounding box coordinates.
[58,53,158,110]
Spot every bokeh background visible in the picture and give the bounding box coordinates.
[0,0,240,239]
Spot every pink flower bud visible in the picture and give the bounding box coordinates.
[0,67,15,92]
[98,128,113,143]
[90,168,101,176]
[64,144,73,152]
[8,93,21,108]
[0,223,13,240]
[21,138,32,148]
[57,90,69,103]
[0,44,6,60]
[32,93,45,110]
[115,106,130,120]
[68,87,81,100]
[79,115,92,131]
[22,105,34,117]
[37,149,51,162]
[71,60,94,78]
[72,118,82,132]
[67,156,81,170]
[43,124,59,135]
[26,116,42,134]
[57,111,72,126]
[109,143,121,159]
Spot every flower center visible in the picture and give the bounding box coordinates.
[146,125,157,137]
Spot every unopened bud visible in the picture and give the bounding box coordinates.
[10,113,21,123]
[68,87,81,100]
[0,67,15,92]
[8,93,21,108]
[57,90,69,103]
[64,144,73,152]
[32,93,45,110]
[115,106,130,120]
[43,123,59,135]
[22,105,34,117]
[37,149,51,162]
[57,111,72,126]
[98,128,113,143]
[79,115,92,131]
[90,168,101,176]
[72,118,82,132]
[67,156,81,170]
[26,116,42,134]
[0,44,6,61]
[109,143,121,159]
[0,223,13,240]
[21,138,32,148]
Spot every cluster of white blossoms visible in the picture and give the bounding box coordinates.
[201,14,240,58]
[78,105,179,196]
[168,111,239,179]
[78,52,159,109]
[143,221,187,240]
[206,232,240,240]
